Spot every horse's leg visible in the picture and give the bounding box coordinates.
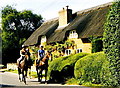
[36,66,39,76]
[18,67,21,82]
[45,68,48,83]
[25,68,28,78]
[28,67,31,79]
[37,68,41,82]
[38,68,43,83]
[21,69,24,81]
[40,69,43,82]
[22,69,26,84]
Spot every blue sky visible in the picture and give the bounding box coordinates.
[0,0,113,21]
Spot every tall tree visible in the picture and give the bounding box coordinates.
[2,5,43,65]
[103,0,120,86]
[0,29,2,64]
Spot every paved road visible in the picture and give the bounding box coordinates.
[0,71,91,88]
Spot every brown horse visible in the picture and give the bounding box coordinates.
[36,51,51,83]
[17,55,32,84]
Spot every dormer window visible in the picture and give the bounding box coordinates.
[41,36,46,43]
[69,30,78,39]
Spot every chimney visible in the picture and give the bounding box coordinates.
[58,6,72,26]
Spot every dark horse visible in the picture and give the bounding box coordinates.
[36,51,51,83]
[17,55,32,84]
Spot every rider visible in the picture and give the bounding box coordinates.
[36,45,45,73]
[36,45,45,65]
[25,46,33,67]
[25,46,31,59]
[18,45,27,66]
[38,45,45,60]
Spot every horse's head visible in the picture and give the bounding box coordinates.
[46,51,52,61]
[46,51,51,56]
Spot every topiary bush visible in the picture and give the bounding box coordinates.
[74,52,111,85]
[48,53,88,83]
[100,58,112,86]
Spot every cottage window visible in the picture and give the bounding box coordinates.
[76,49,82,53]
[65,49,71,55]
[69,30,78,38]
[41,36,46,43]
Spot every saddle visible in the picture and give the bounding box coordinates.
[36,59,45,67]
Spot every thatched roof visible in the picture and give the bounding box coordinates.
[24,2,112,45]
[47,2,112,43]
[24,18,59,46]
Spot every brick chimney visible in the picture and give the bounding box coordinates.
[58,6,72,26]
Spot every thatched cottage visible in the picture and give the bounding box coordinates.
[24,2,112,55]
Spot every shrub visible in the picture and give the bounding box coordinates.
[89,36,103,53]
[103,1,120,86]
[100,58,112,86]
[48,53,88,83]
[74,52,111,85]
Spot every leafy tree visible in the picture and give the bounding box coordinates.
[89,36,103,53]
[0,29,2,64]
[1,5,43,65]
[103,0,120,86]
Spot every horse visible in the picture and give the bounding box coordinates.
[36,51,52,83]
[17,54,32,84]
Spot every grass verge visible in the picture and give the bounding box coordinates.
[6,69,38,78]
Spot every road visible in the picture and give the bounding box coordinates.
[0,71,91,88]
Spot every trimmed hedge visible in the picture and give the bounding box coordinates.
[103,1,120,86]
[48,53,88,83]
[74,52,111,85]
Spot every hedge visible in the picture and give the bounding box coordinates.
[103,1,120,86]
[48,53,88,83]
[74,52,111,85]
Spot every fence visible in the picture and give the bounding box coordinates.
[7,63,18,70]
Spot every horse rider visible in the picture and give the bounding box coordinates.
[36,45,45,69]
[38,45,45,60]
[25,46,31,59]
[18,45,28,67]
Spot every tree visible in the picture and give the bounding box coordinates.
[89,36,103,53]
[0,29,2,64]
[2,5,43,65]
[103,0,120,86]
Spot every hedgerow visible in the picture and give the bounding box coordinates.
[74,52,111,85]
[48,53,88,83]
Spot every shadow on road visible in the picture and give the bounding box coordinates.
[28,80,38,82]
[0,84,15,87]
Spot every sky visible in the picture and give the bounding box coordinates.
[0,0,113,22]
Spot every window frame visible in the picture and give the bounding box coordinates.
[65,49,72,55]
[69,30,78,38]
[76,48,82,53]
